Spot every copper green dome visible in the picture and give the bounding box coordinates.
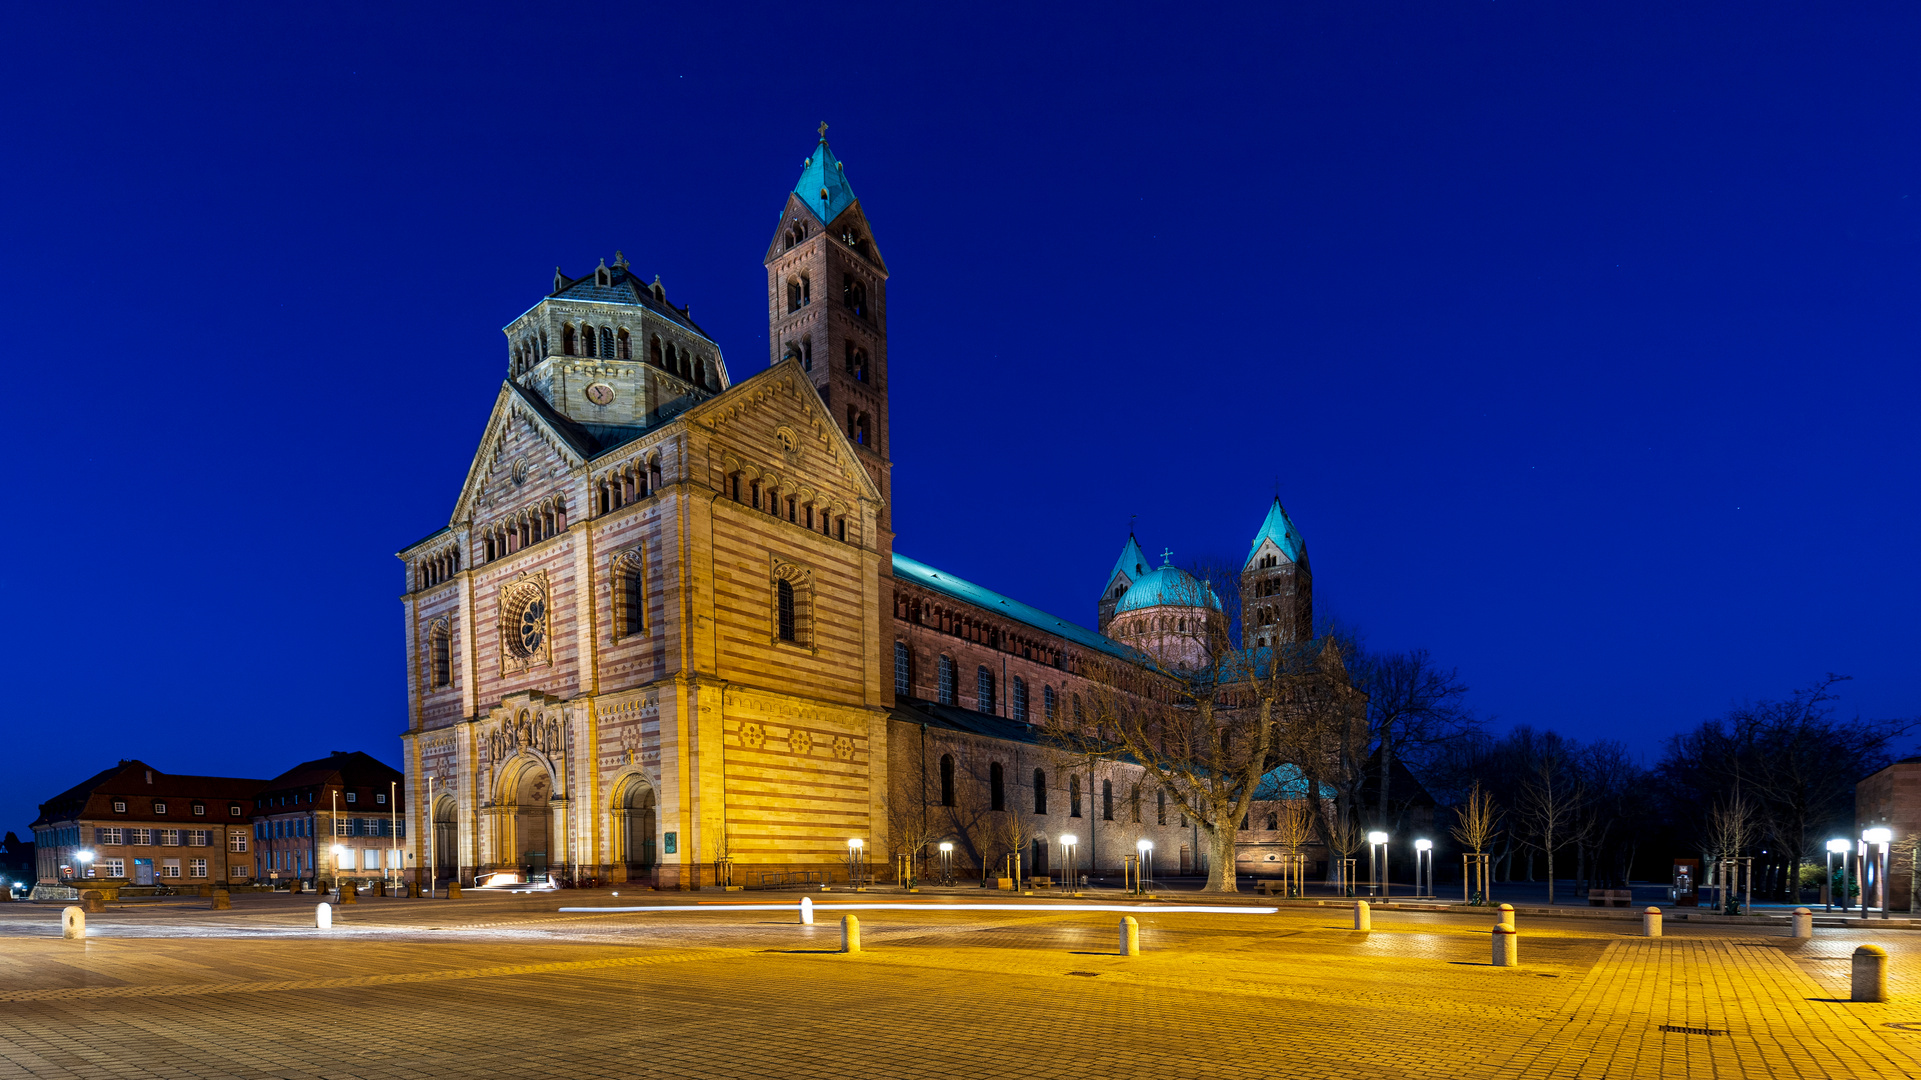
[1114,564,1222,614]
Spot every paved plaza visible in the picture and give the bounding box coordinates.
[1,891,1919,1079]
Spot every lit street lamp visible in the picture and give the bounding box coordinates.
[1059,834,1079,894]
[1826,838,1851,911]
[1367,831,1389,898]
[1137,838,1154,895]
[1865,828,1894,920]
[330,844,347,898]
[75,850,95,881]
[846,837,866,889]
[1414,839,1433,898]
[937,841,954,886]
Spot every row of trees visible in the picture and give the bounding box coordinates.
[925,554,1912,896]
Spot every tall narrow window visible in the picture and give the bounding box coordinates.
[650,336,663,366]
[894,642,910,697]
[1130,783,1141,824]
[650,459,662,491]
[977,667,995,714]
[938,656,956,705]
[429,623,450,688]
[617,328,631,358]
[1102,779,1113,821]
[1044,685,1056,720]
[582,325,598,358]
[1012,677,1027,722]
[599,326,614,357]
[777,580,796,642]
[989,762,1005,811]
[939,754,956,807]
[1069,775,1082,818]
[562,324,577,355]
[1157,789,1167,826]
[1033,770,1047,815]
[617,553,645,637]
[836,517,846,542]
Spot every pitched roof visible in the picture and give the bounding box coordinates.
[890,700,1045,746]
[1105,534,1150,593]
[1245,497,1308,568]
[545,262,714,341]
[893,552,1147,665]
[793,138,857,225]
[506,379,652,461]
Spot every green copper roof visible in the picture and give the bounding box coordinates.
[793,137,857,224]
[1114,564,1224,614]
[1104,534,1150,593]
[1245,497,1307,568]
[893,552,1146,665]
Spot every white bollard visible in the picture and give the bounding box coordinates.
[1120,916,1140,957]
[1852,944,1888,1002]
[316,901,333,930]
[1792,907,1813,939]
[1354,900,1371,930]
[1642,906,1662,937]
[1493,925,1519,967]
[61,906,84,940]
[840,914,861,954]
[800,896,814,925]
[1498,903,1515,929]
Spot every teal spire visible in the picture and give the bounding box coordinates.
[793,123,857,224]
[1106,533,1150,593]
[1244,498,1306,568]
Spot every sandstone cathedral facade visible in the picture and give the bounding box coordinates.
[398,133,1319,887]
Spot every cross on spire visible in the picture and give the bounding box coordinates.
[818,120,829,142]
[1160,547,1174,566]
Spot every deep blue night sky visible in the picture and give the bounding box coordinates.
[2,3,1916,837]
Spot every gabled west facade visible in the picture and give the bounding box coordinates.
[399,132,1329,889]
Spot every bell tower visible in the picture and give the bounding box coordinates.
[1241,498,1312,648]
[765,125,893,526]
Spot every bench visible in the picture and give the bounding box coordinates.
[1029,877,1053,888]
[1589,889,1633,907]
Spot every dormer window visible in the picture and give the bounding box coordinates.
[376,793,386,805]
[346,792,356,803]
[596,266,611,286]
[154,802,166,814]
[192,803,205,816]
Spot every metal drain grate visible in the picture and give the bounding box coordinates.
[1659,1025,1728,1036]
[1065,971,1101,977]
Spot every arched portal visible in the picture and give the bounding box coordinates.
[433,795,457,884]
[612,775,657,881]
[504,760,552,879]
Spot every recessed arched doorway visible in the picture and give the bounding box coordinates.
[612,775,657,881]
[506,761,552,880]
[432,795,457,885]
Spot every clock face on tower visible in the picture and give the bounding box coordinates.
[585,383,615,406]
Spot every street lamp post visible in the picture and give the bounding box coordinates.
[1866,828,1894,920]
[846,838,865,890]
[1059,834,1078,895]
[330,845,347,898]
[1826,838,1850,911]
[75,850,95,882]
[1367,831,1389,898]
[1137,839,1154,896]
[937,842,954,886]
[1414,839,1433,898]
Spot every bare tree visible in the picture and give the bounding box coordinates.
[1062,560,1364,893]
[1516,745,1583,906]
[1451,781,1501,904]
[1353,648,1470,833]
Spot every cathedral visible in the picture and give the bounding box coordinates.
[398,132,1317,887]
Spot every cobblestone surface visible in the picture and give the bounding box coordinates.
[0,893,1918,1078]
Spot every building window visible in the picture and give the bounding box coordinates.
[777,580,797,642]
[96,828,121,846]
[990,762,1005,811]
[977,667,995,714]
[162,860,181,879]
[192,803,205,816]
[616,551,646,638]
[189,859,207,878]
[600,326,614,357]
[894,642,910,696]
[1130,783,1141,824]
[102,859,124,878]
[1157,789,1166,826]
[190,830,210,846]
[1033,769,1047,815]
[430,621,451,687]
[1266,812,1279,831]
[1070,775,1082,818]
[1102,779,1113,821]
[938,656,956,705]
[1012,677,1027,722]
[346,792,356,803]
[160,830,181,847]
[153,802,166,815]
[376,794,386,805]
[113,801,126,813]
[562,324,576,356]
[1044,686,1056,721]
[939,754,956,807]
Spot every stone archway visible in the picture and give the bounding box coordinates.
[501,758,553,879]
[611,774,657,882]
[433,795,457,884]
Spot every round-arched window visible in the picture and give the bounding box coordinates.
[503,585,547,658]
